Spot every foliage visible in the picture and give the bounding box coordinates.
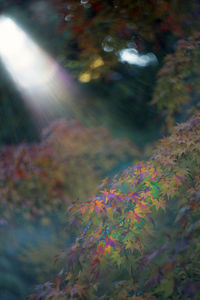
[0,119,137,299]
[32,0,200,131]
[0,118,138,224]
[0,0,200,142]
[50,0,200,77]
[0,1,199,299]
[30,113,200,299]
[42,119,138,198]
[148,113,200,299]
[153,32,200,130]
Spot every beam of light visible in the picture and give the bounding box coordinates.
[0,16,77,125]
[119,48,158,67]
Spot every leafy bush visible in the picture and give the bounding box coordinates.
[0,119,137,299]
[0,119,138,224]
[153,33,200,130]
[30,113,200,299]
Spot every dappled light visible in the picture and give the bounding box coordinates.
[119,48,158,67]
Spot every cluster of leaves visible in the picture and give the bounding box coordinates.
[0,141,66,224]
[49,0,200,78]
[153,32,200,130]
[30,113,200,299]
[68,163,165,268]
[0,118,138,225]
[148,113,200,299]
[42,119,138,199]
[30,0,200,132]
[0,119,137,298]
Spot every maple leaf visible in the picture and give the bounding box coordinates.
[94,200,105,215]
[153,198,166,211]
[111,250,122,267]
[127,211,141,224]
[125,238,135,253]
[66,283,86,298]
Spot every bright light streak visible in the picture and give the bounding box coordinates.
[0,17,55,88]
[0,16,76,123]
[119,48,158,67]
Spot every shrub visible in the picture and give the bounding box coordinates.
[0,119,137,299]
[30,113,200,299]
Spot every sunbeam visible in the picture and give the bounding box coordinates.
[0,16,76,124]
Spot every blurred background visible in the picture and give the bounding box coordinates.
[0,0,199,299]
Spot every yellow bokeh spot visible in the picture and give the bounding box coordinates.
[79,72,91,83]
[90,57,104,69]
